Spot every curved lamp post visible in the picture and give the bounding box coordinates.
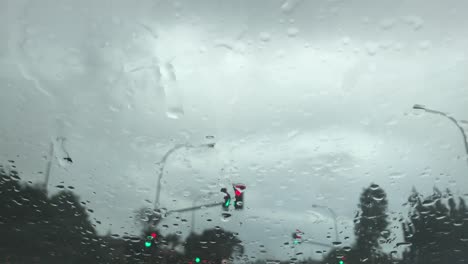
[413,104,468,166]
[312,204,339,242]
[154,143,215,209]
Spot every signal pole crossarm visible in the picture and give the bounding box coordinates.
[166,202,223,215]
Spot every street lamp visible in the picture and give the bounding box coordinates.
[412,104,468,165]
[43,142,54,193]
[312,204,339,242]
[154,143,215,209]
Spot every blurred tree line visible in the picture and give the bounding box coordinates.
[400,187,468,264]
[1,162,467,264]
[321,184,468,264]
[0,163,242,264]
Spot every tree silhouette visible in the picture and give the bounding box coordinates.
[0,164,104,263]
[184,227,244,263]
[1,163,247,264]
[401,187,468,264]
[322,183,391,264]
[354,183,390,259]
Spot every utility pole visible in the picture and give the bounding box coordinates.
[43,142,54,193]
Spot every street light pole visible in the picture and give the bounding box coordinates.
[43,142,54,193]
[413,104,468,166]
[153,143,215,209]
[312,204,339,242]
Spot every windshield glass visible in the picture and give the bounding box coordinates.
[1,0,468,263]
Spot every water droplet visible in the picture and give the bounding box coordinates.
[259,32,271,42]
[379,18,395,30]
[402,15,424,30]
[396,242,412,247]
[160,62,184,119]
[418,40,431,50]
[166,107,184,119]
[372,193,386,201]
[341,37,351,45]
[389,172,406,180]
[381,230,391,239]
[365,42,379,56]
[140,215,149,222]
[343,246,352,252]
[54,137,73,168]
[17,61,52,97]
[221,213,232,222]
[281,0,304,14]
[422,199,437,207]
[287,27,299,37]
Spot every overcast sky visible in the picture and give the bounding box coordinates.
[1,0,468,261]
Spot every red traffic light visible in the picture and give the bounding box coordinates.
[151,232,157,239]
[233,183,246,197]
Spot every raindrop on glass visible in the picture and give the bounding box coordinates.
[54,137,73,168]
[160,62,184,119]
[280,0,304,14]
[332,241,342,246]
[287,27,299,37]
[365,42,379,56]
[221,213,232,222]
[259,32,271,42]
[379,18,395,30]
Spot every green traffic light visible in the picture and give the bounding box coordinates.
[225,199,231,207]
[145,241,152,247]
[195,257,201,263]
[339,260,344,264]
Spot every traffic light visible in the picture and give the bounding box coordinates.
[292,229,303,244]
[339,256,346,264]
[145,232,158,247]
[188,257,207,264]
[221,188,231,211]
[233,183,246,210]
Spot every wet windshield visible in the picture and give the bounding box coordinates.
[1,0,468,263]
